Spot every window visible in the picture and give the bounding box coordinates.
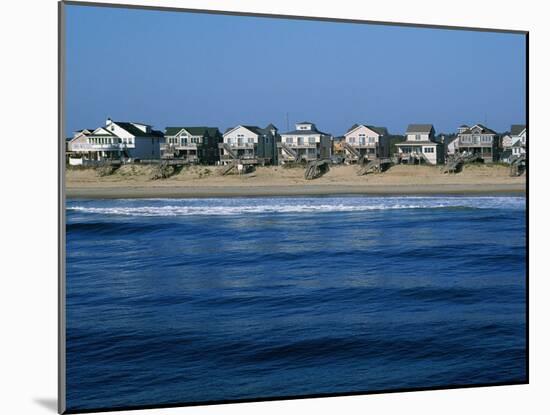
[309,137,315,144]
[286,137,293,144]
[248,137,254,144]
[349,137,356,143]
[368,137,375,143]
[415,134,421,141]
[423,147,434,153]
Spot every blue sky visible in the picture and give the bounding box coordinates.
[65,4,526,136]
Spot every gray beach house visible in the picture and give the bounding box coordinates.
[447,124,499,163]
[161,126,222,164]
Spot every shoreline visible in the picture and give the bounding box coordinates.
[66,183,526,199]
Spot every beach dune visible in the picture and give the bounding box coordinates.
[65,164,526,198]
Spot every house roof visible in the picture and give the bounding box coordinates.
[113,121,163,137]
[113,121,149,137]
[459,124,497,135]
[282,123,330,136]
[223,125,263,136]
[281,130,328,135]
[165,126,220,137]
[406,124,434,134]
[511,124,526,135]
[395,141,440,146]
[90,127,116,137]
[223,124,280,137]
[242,125,265,135]
[281,128,330,136]
[345,124,388,135]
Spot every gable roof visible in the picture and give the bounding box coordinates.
[113,121,151,137]
[511,124,526,136]
[242,125,265,135]
[90,127,116,137]
[406,124,434,134]
[223,125,263,137]
[113,121,163,138]
[165,126,220,137]
[345,124,388,136]
[76,129,94,134]
[459,124,497,135]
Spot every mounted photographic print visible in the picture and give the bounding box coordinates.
[59,1,528,413]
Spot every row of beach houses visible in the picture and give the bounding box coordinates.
[66,118,527,167]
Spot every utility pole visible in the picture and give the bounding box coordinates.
[286,112,289,131]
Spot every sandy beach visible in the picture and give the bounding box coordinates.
[65,164,526,198]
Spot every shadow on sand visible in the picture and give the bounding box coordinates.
[34,398,57,412]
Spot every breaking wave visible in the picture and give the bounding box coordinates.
[67,196,525,217]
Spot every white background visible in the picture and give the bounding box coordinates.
[1,0,547,414]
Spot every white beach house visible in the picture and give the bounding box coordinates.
[67,118,164,165]
[395,124,443,165]
[502,124,526,150]
[277,121,332,164]
[342,124,390,163]
[220,124,278,165]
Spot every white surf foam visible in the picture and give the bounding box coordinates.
[67,196,525,217]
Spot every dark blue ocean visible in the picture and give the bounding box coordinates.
[65,195,526,411]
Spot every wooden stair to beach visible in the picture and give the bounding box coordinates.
[221,143,238,160]
[442,152,482,174]
[509,154,526,176]
[305,159,330,180]
[280,143,299,161]
[343,142,361,162]
[357,158,392,176]
[219,160,237,175]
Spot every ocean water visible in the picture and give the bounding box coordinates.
[65,195,527,411]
